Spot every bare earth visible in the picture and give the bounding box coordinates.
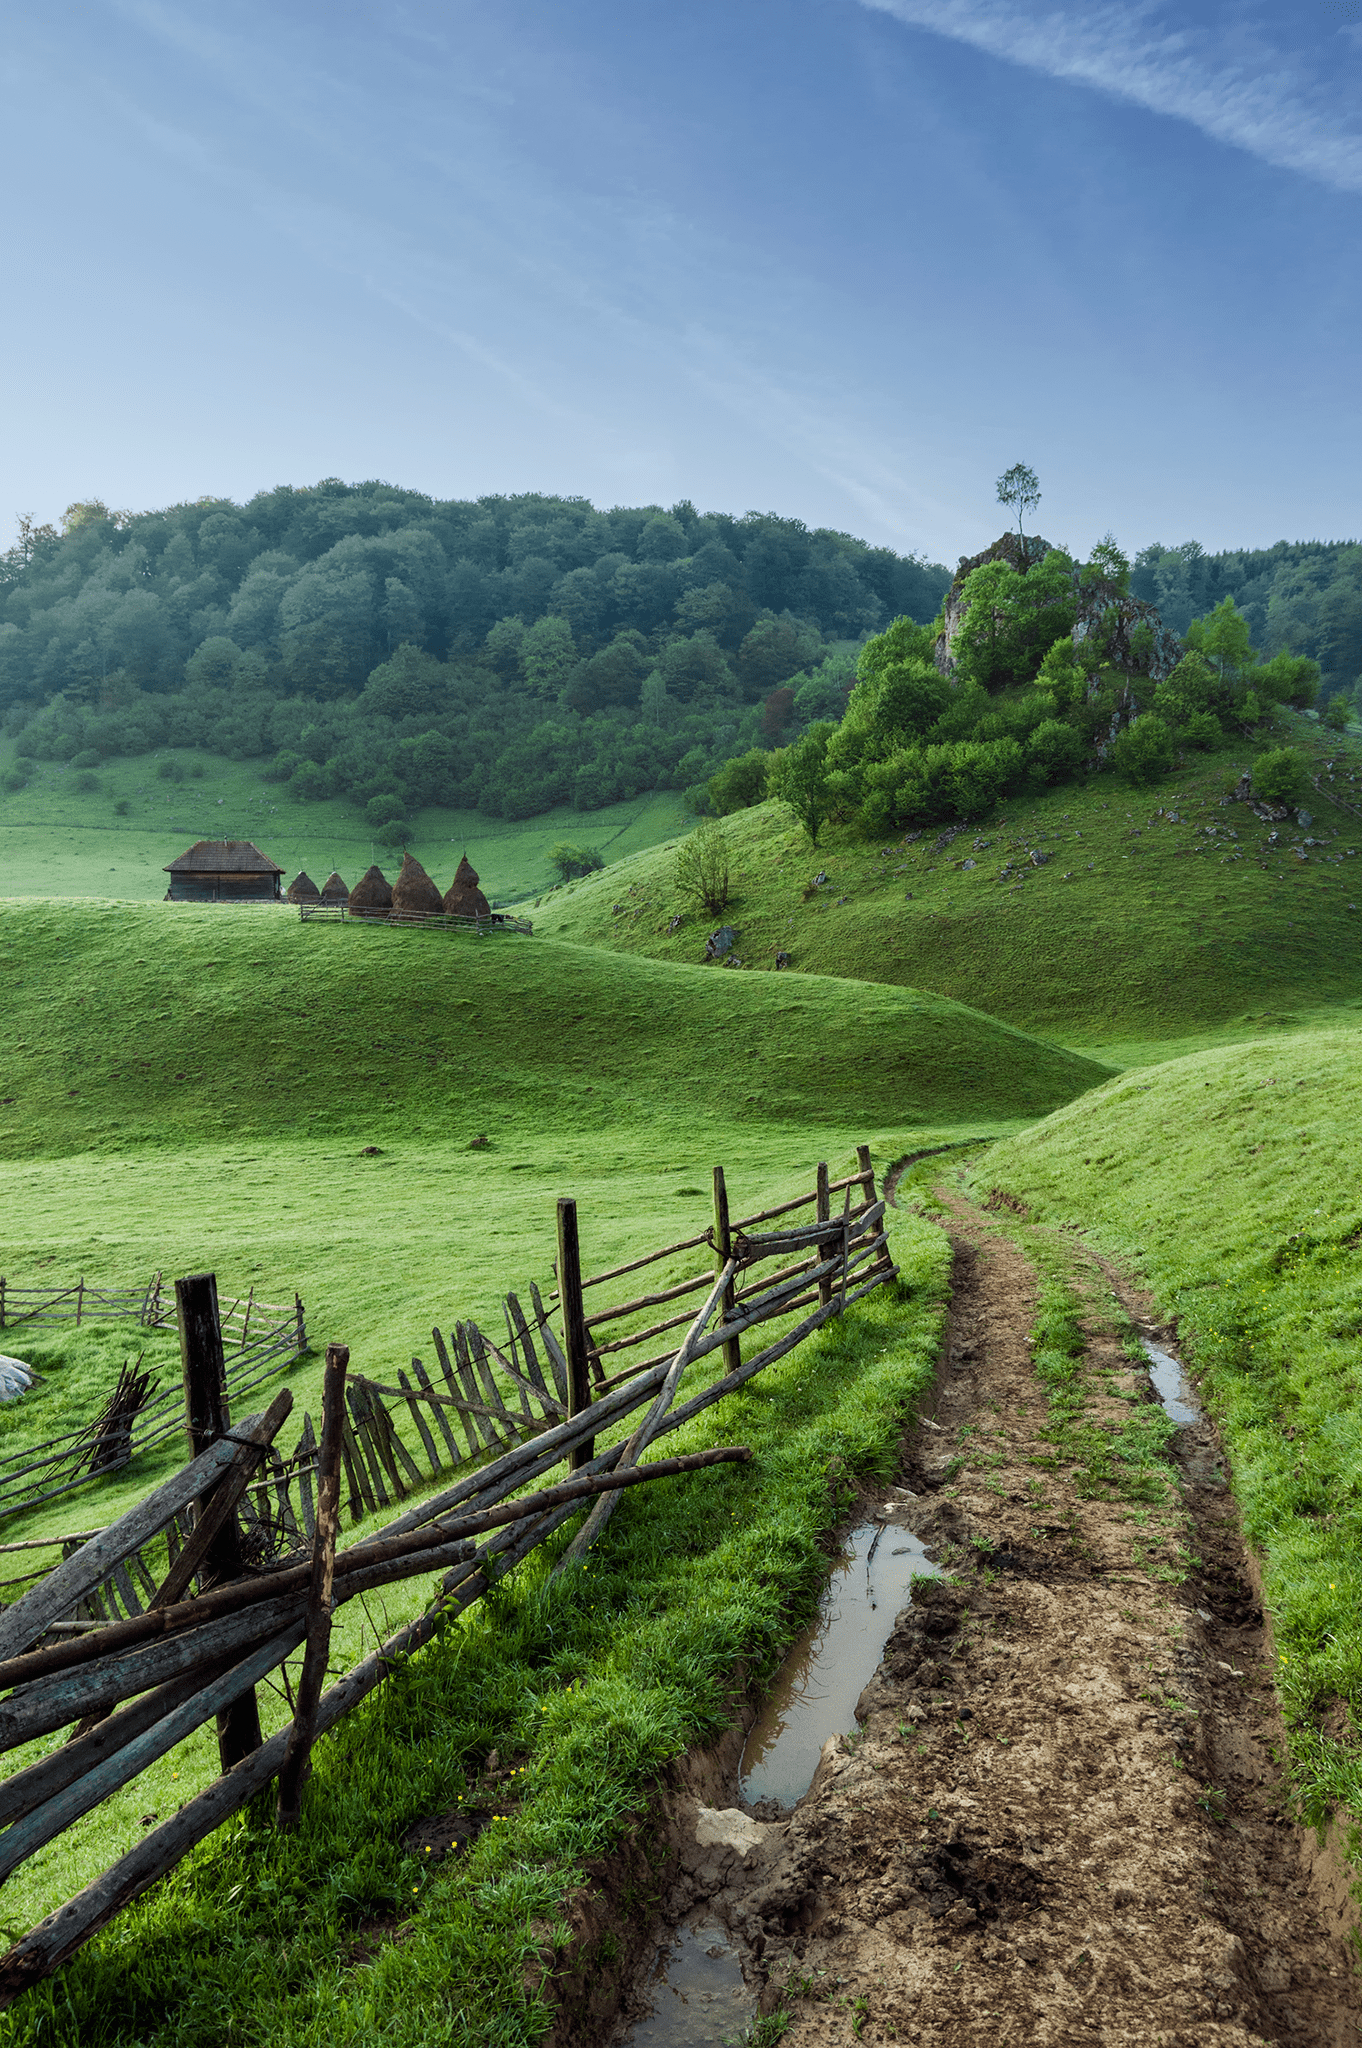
[599,1194,1362,2048]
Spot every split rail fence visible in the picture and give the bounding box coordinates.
[298,904,533,935]
[0,1148,894,2007]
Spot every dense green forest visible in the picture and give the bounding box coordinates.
[0,483,947,830]
[1132,539,1362,691]
[3,483,1357,834]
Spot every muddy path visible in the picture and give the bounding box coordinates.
[603,1193,1361,2048]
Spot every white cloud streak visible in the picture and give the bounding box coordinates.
[857,0,1362,194]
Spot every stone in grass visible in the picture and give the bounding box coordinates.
[468,1133,491,1150]
[0,1356,33,1402]
[705,925,739,960]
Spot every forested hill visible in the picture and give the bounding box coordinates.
[0,483,949,828]
[1133,539,1362,694]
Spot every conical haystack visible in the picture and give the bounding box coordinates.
[443,851,490,919]
[391,851,444,918]
[286,870,321,904]
[321,870,348,902]
[348,864,393,919]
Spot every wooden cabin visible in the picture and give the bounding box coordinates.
[163,840,283,903]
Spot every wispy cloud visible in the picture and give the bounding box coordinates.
[857,0,1362,194]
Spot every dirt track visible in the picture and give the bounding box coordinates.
[606,1195,1362,2047]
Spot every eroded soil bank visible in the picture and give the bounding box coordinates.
[593,1194,1361,2047]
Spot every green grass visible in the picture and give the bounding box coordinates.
[979,1026,1362,1827]
[0,738,692,905]
[533,724,1362,1055]
[0,894,1101,1534]
[0,890,1097,2028]
[0,1211,951,2048]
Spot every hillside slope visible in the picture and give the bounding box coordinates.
[534,731,1362,1051]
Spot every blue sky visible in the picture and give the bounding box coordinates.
[4,0,1360,563]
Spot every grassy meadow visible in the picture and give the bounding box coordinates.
[535,722,1362,1056]
[0,737,691,905]
[3,702,1362,2039]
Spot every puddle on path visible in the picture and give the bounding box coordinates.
[1140,1336,1202,1428]
[617,1918,753,2047]
[739,1522,943,1808]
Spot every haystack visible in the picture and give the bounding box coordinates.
[391,851,444,918]
[349,864,393,918]
[286,870,321,904]
[321,870,348,902]
[443,852,490,919]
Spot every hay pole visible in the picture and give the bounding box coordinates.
[276,1343,348,1831]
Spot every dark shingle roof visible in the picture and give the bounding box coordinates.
[163,840,283,875]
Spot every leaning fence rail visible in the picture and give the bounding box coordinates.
[0,1148,895,2006]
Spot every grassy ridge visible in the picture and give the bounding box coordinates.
[534,729,1362,1051]
[0,738,691,904]
[979,1030,1362,1826]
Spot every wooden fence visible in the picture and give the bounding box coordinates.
[0,1287,307,1524]
[298,904,533,935]
[0,1149,895,2004]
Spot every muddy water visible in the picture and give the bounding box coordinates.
[1140,1335,1202,1427]
[739,1522,944,1808]
[618,1919,752,2046]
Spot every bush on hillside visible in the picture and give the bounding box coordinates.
[1110,714,1176,785]
[1251,746,1309,806]
[674,819,731,914]
[707,749,769,815]
[1322,692,1354,731]
[768,724,835,846]
[548,841,605,881]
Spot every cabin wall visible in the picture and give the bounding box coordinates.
[164,875,281,903]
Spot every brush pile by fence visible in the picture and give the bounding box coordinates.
[0,1150,896,2007]
[0,1280,306,1523]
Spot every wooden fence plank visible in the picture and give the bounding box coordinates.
[399,1369,442,1478]
[431,1329,480,1459]
[412,1357,461,1467]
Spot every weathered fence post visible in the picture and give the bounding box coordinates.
[75,1280,84,1328]
[175,1273,262,1770]
[0,1277,5,1330]
[816,1162,833,1308]
[556,1200,593,1470]
[857,1144,894,1275]
[277,1342,348,1830]
[712,1167,741,1375]
[294,1293,306,1354]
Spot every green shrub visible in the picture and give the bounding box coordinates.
[155,757,185,783]
[1026,717,1084,782]
[707,748,769,816]
[70,748,101,770]
[1322,692,1354,732]
[1110,714,1175,785]
[548,841,605,882]
[1252,745,1309,806]
[114,798,130,815]
[73,769,99,793]
[674,818,731,914]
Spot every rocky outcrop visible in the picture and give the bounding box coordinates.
[934,531,1180,685]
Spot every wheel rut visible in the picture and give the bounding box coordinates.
[645,1192,1361,2047]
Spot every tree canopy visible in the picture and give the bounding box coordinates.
[0,482,950,823]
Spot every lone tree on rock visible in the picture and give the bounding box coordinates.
[996,463,1041,546]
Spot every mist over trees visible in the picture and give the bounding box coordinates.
[0,481,949,826]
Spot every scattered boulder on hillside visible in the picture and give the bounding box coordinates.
[285,871,321,904]
[349,864,394,919]
[391,852,444,918]
[705,925,738,960]
[775,950,791,968]
[443,854,491,919]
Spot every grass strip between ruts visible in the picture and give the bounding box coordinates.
[0,1212,949,2048]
